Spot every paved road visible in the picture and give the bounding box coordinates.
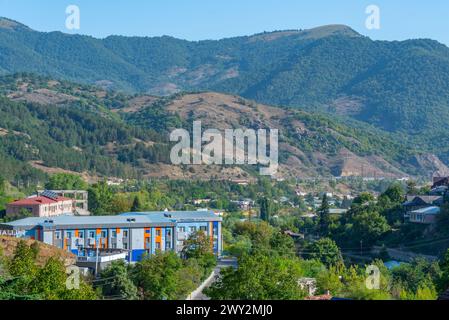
[191,257,238,300]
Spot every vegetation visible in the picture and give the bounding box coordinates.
[0,240,96,300]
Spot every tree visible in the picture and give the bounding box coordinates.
[205,253,306,300]
[88,181,113,215]
[406,180,418,195]
[304,238,343,267]
[99,260,138,300]
[0,175,5,195]
[351,209,391,246]
[182,231,213,259]
[318,194,331,236]
[182,231,216,276]
[131,251,183,300]
[131,195,143,212]
[259,197,271,222]
[8,241,38,279]
[438,249,449,292]
[269,232,296,258]
[437,202,449,234]
[110,194,132,214]
[45,173,87,190]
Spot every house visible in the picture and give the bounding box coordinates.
[432,176,449,189]
[192,199,211,205]
[402,195,443,218]
[231,199,255,210]
[37,190,89,215]
[6,190,75,218]
[409,206,440,224]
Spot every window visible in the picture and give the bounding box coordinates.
[101,231,107,238]
[123,230,129,237]
[156,229,161,237]
[200,226,207,232]
[190,226,197,232]
[79,231,84,239]
[111,231,117,238]
[66,232,72,239]
[55,231,61,239]
[89,231,95,238]
[178,227,186,233]
[156,242,161,250]
[123,243,128,250]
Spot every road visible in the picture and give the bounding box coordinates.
[190,257,238,300]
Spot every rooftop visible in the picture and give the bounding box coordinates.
[1,214,175,230]
[1,211,222,230]
[120,210,222,222]
[8,195,72,206]
[410,206,441,215]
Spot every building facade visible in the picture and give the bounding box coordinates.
[409,206,441,224]
[6,194,75,218]
[120,211,223,256]
[0,211,222,265]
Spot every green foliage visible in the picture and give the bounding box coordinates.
[1,240,96,300]
[45,173,87,190]
[259,197,271,222]
[318,194,331,236]
[304,238,343,267]
[205,253,307,300]
[130,251,207,300]
[88,181,114,215]
[99,260,138,300]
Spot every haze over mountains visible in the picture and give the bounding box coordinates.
[1,17,449,180]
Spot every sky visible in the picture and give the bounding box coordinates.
[0,0,449,45]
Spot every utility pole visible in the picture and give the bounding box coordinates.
[95,239,99,276]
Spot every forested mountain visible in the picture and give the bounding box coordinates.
[0,74,447,184]
[2,17,449,144]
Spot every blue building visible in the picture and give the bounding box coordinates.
[0,211,222,264]
[121,211,223,256]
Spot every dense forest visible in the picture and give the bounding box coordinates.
[2,18,449,151]
[0,73,437,183]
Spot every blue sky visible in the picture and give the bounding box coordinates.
[1,0,449,45]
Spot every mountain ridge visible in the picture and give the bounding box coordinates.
[1,18,449,174]
[0,74,447,183]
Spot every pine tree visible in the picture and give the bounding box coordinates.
[131,195,143,212]
[318,194,330,236]
[259,197,271,222]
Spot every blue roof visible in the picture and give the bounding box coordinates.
[410,206,441,215]
[1,214,174,229]
[120,210,221,222]
[1,211,221,230]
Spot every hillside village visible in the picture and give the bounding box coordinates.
[1,171,449,300]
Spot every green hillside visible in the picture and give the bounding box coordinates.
[1,18,449,145]
[0,74,442,183]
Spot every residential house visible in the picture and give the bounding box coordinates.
[6,191,75,218]
[409,206,441,225]
[402,195,443,219]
